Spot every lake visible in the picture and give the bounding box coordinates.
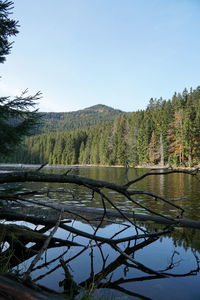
[1,165,200,300]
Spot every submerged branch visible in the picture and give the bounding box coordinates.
[0,167,199,298]
[0,168,196,224]
[23,209,63,281]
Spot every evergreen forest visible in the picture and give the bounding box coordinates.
[5,87,200,167]
[36,104,123,133]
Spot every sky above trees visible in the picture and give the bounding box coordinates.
[0,0,200,112]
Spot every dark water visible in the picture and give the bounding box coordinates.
[1,166,200,299]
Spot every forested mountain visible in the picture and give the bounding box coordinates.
[5,87,200,167]
[36,104,124,133]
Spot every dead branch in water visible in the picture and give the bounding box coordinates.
[0,167,199,298]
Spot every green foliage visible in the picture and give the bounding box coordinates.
[0,2,199,167]
[0,1,41,156]
[35,104,124,133]
[4,87,200,167]
[0,91,41,156]
[0,0,19,63]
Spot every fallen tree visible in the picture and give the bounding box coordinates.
[0,166,200,299]
[0,167,199,228]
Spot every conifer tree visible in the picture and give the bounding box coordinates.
[0,0,41,156]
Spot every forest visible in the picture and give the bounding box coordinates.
[35,104,123,133]
[6,86,200,167]
[1,1,200,299]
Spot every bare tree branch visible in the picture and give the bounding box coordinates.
[23,209,63,281]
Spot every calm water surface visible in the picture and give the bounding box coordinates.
[1,166,200,300]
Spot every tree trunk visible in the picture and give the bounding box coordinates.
[0,275,71,300]
[160,132,164,166]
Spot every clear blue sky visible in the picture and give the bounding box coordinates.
[1,0,200,112]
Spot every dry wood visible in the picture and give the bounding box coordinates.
[2,199,200,229]
[23,210,63,281]
[0,274,71,300]
[1,168,199,229]
[0,167,199,298]
[0,223,82,247]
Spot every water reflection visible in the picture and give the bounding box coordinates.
[9,166,198,220]
[1,165,200,299]
[3,216,200,300]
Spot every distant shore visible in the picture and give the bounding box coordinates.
[0,163,199,170]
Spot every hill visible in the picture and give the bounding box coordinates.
[4,86,200,166]
[37,104,124,133]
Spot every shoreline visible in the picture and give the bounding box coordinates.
[0,163,199,170]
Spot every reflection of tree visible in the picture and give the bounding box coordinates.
[3,222,197,300]
[77,240,200,299]
[0,167,200,298]
[144,222,200,252]
[0,219,81,269]
[1,214,200,299]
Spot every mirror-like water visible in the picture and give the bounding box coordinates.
[1,165,200,299]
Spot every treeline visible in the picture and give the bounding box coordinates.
[8,87,200,167]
